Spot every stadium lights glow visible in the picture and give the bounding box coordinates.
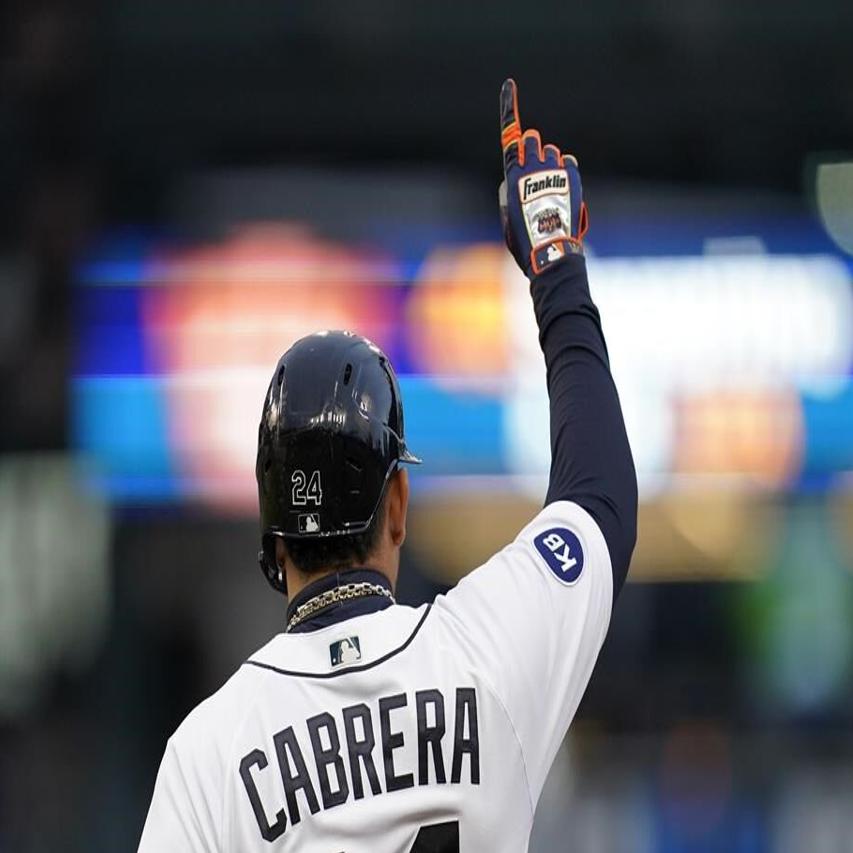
[815,161,853,256]
[589,254,853,389]
[76,237,853,506]
[505,253,853,487]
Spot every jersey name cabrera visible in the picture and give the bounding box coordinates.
[137,501,613,852]
[239,686,479,841]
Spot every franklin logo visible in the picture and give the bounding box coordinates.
[298,513,320,533]
[520,170,568,203]
[534,527,584,585]
[330,636,361,667]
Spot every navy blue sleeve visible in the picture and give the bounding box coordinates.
[529,254,638,597]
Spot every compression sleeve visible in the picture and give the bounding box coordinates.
[530,254,638,596]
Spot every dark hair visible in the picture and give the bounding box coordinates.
[284,492,387,575]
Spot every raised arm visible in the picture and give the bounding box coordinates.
[499,79,637,596]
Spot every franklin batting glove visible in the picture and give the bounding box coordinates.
[499,78,589,278]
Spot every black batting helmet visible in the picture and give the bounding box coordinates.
[256,330,421,594]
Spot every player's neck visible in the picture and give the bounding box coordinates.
[285,561,398,603]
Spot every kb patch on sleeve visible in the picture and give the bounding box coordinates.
[534,528,584,585]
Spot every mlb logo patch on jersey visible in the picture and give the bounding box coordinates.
[329,636,362,667]
[534,527,584,585]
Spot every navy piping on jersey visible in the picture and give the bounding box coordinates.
[244,604,432,681]
[285,568,394,633]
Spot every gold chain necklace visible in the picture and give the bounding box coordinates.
[286,582,394,633]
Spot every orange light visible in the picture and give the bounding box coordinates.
[406,244,507,380]
[674,389,803,485]
[143,223,398,373]
[140,224,401,510]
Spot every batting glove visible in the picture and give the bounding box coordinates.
[499,78,589,278]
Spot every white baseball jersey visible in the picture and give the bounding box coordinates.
[138,500,613,852]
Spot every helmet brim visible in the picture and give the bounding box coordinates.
[398,445,422,465]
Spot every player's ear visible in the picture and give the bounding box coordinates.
[387,467,409,548]
[274,537,286,570]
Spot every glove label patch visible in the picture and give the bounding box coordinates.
[520,170,568,203]
[534,207,565,236]
[534,527,584,585]
[525,193,572,246]
[518,169,573,265]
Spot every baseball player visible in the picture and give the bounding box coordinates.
[138,79,637,852]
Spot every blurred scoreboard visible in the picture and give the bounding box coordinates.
[73,219,853,510]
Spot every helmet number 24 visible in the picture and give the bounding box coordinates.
[291,469,323,506]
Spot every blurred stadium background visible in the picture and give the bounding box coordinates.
[2,2,853,850]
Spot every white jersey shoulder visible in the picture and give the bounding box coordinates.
[138,500,612,853]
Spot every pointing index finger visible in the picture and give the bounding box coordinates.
[500,78,521,172]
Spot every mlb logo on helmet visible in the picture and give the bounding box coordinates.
[298,513,320,533]
[534,527,584,584]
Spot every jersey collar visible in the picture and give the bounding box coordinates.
[285,568,394,634]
